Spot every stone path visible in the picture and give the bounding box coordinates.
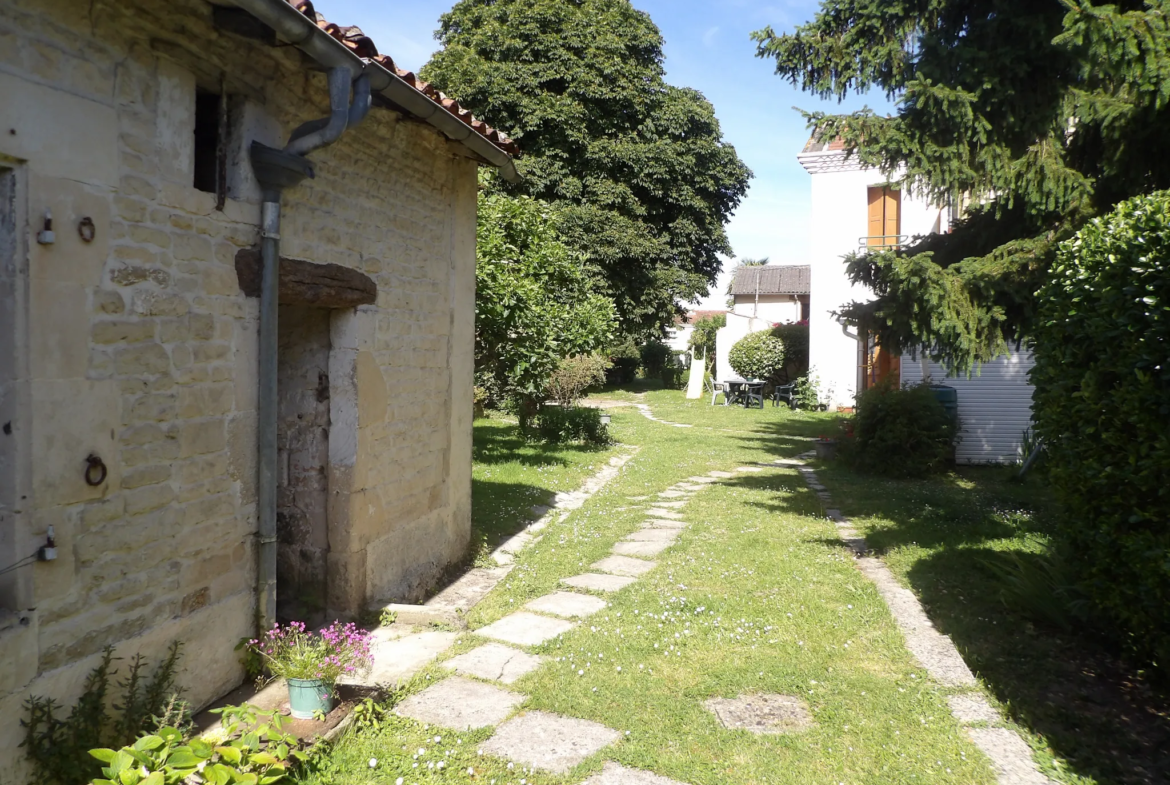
[368,470,731,783]
[785,453,1056,785]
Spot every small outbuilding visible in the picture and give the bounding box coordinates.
[0,0,517,778]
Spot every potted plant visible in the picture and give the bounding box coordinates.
[814,435,839,460]
[249,621,373,719]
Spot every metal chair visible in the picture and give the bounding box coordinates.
[772,382,797,409]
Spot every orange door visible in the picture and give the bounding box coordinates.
[866,186,901,248]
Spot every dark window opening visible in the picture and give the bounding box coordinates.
[800,298,810,322]
[193,91,222,195]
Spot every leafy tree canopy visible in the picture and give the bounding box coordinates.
[423,0,753,337]
[754,0,1170,370]
[475,186,616,412]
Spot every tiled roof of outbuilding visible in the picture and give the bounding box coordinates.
[288,0,519,157]
[728,265,811,296]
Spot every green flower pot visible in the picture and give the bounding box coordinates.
[286,678,333,719]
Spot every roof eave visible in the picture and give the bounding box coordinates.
[218,0,520,182]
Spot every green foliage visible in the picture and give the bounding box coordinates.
[606,341,642,385]
[90,704,302,785]
[1031,190,1170,668]
[842,382,957,478]
[728,330,786,383]
[688,313,726,359]
[475,187,616,414]
[978,544,1090,634]
[545,354,611,406]
[754,0,1170,371]
[22,643,184,785]
[771,322,810,380]
[792,372,823,410]
[423,0,752,336]
[534,406,612,446]
[638,341,673,377]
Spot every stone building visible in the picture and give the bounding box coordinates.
[0,0,517,778]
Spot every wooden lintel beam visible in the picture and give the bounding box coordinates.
[234,249,377,308]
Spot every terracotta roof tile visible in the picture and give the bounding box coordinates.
[287,0,518,157]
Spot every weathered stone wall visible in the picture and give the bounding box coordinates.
[0,0,477,779]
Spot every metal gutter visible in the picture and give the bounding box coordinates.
[223,0,520,182]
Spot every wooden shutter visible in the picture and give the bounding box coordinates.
[866,187,885,248]
[883,188,901,245]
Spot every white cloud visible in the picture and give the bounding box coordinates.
[702,26,721,47]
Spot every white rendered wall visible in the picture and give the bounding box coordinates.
[801,153,946,406]
[901,350,1036,464]
[714,312,773,382]
[730,295,802,324]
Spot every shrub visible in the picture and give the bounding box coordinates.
[545,354,611,406]
[688,313,726,358]
[606,341,641,385]
[23,643,185,785]
[842,382,957,477]
[90,704,302,785]
[771,321,809,381]
[1032,190,1170,668]
[638,341,672,376]
[534,406,611,446]
[791,372,822,409]
[728,330,786,382]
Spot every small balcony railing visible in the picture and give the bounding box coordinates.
[857,235,908,252]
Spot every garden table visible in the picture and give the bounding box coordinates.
[725,380,765,409]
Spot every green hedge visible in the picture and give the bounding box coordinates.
[1032,191,1170,668]
[728,330,786,382]
[842,382,957,478]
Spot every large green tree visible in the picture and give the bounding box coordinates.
[422,0,752,337]
[754,0,1170,370]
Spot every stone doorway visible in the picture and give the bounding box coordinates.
[276,305,332,626]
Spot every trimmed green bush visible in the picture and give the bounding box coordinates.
[842,382,957,478]
[545,354,611,406]
[1032,191,1170,668]
[728,330,786,382]
[771,322,809,381]
[606,341,641,385]
[534,406,611,446]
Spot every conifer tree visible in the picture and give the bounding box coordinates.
[422,0,752,337]
[754,0,1170,369]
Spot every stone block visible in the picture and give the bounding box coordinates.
[583,763,690,785]
[30,379,121,505]
[560,573,637,593]
[704,693,814,734]
[475,612,575,648]
[591,555,656,578]
[394,676,522,730]
[612,540,671,558]
[179,419,226,457]
[525,592,607,619]
[480,711,620,774]
[443,644,543,685]
[91,319,156,345]
[622,528,679,543]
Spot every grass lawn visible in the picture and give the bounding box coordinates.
[813,463,1170,785]
[469,414,622,565]
[299,390,1008,785]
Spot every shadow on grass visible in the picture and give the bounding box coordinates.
[744,453,1170,785]
[472,417,610,468]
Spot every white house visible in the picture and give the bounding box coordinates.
[797,137,1034,463]
[713,266,810,381]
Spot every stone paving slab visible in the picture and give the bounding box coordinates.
[582,762,689,785]
[645,508,684,519]
[525,591,608,619]
[476,612,576,647]
[736,467,764,473]
[645,518,688,529]
[561,573,637,593]
[341,630,459,687]
[395,676,523,730]
[612,540,672,558]
[444,643,544,685]
[623,527,679,542]
[947,693,1002,725]
[654,500,687,509]
[658,490,689,498]
[481,710,621,774]
[592,554,658,577]
[705,693,814,734]
[707,471,735,478]
[966,728,1057,785]
[687,476,720,483]
[676,484,706,491]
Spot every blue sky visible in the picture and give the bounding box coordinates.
[317,0,889,307]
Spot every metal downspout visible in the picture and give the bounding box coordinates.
[253,69,369,633]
